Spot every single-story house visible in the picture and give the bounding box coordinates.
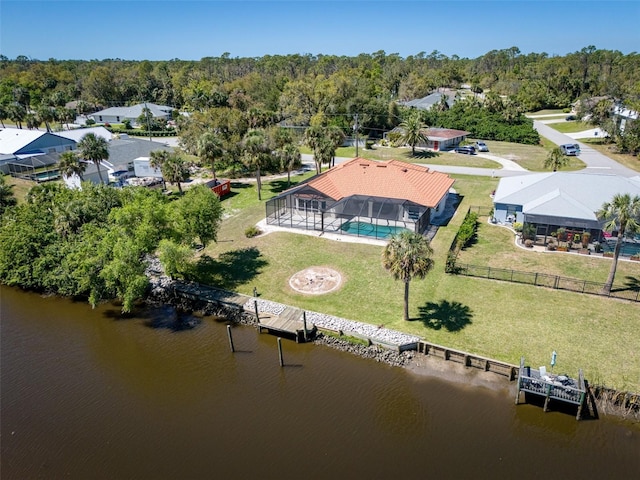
[493,172,640,241]
[64,137,173,188]
[265,157,455,239]
[385,127,470,151]
[0,127,75,156]
[88,103,174,126]
[55,126,113,144]
[398,91,456,110]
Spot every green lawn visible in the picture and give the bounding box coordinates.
[198,173,640,392]
[548,121,593,134]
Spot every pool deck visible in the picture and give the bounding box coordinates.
[256,219,389,246]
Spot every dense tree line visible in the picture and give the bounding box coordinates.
[0,182,222,311]
[1,46,638,157]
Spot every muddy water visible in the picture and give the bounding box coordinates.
[1,286,638,479]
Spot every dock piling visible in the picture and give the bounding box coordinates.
[277,337,284,367]
[227,324,235,353]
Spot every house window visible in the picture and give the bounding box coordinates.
[296,198,325,212]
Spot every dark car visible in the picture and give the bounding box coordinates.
[565,115,577,121]
[454,145,476,155]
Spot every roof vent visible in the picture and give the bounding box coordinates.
[402,168,408,172]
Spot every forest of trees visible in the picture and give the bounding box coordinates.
[1,47,638,160]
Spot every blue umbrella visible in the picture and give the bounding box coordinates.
[551,350,557,371]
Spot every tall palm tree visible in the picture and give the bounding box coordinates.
[597,193,640,294]
[399,111,428,156]
[161,153,189,194]
[242,129,269,200]
[8,103,26,129]
[544,147,569,172]
[276,143,301,187]
[77,133,109,184]
[149,149,170,190]
[58,151,87,182]
[197,132,224,180]
[382,231,434,321]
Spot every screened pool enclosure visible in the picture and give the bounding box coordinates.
[265,188,431,239]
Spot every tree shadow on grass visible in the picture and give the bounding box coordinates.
[188,246,268,290]
[403,150,440,160]
[611,275,640,294]
[414,300,473,332]
[268,180,294,194]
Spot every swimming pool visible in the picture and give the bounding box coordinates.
[340,221,410,239]
[602,240,640,257]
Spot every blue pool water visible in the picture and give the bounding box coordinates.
[602,240,640,257]
[340,221,409,239]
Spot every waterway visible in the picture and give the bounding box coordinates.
[1,286,639,479]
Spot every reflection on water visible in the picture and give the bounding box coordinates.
[1,286,639,479]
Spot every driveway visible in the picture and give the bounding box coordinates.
[533,121,637,177]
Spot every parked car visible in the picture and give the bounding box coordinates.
[565,115,577,121]
[560,143,580,156]
[474,141,489,152]
[454,145,476,155]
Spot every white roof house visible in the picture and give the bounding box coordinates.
[0,128,75,155]
[493,172,640,230]
[88,103,174,126]
[55,126,113,144]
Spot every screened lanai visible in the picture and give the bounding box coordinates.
[266,189,430,239]
[264,157,455,240]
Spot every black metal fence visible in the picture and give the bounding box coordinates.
[453,263,640,302]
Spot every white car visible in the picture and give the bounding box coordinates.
[475,141,489,152]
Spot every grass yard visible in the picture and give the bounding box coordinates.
[6,176,35,203]
[198,172,640,392]
[549,121,594,134]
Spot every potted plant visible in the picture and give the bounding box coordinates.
[556,228,566,242]
[581,231,591,248]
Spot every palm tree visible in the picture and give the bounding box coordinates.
[77,133,109,184]
[597,193,640,294]
[242,129,269,200]
[276,143,301,187]
[544,147,569,172]
[8,103,26,129]
[161,153,189,194]
[399,111,428,156]
[58,151,87,182]
[149,149,170,190]
[382,231,434,321]
[197,132,224,180]
[326,125,345,168]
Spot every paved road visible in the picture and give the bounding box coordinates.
[533,121,637,177]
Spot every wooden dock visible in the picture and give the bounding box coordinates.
[515,356,587,420]
[257,306,315,343]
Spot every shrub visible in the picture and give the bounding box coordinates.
[244,225,262,238]
[525,239,534,248]
[513,222,523,232]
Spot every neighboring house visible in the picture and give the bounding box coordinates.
[398,91,455,110]
[493,172,640,241]
[56,126,113,144]
[385,127,470,151]
[88,103,174,126]
[133,157,163,179]
[0,127,75,156]
[612,104,638,133]
[63,137,173,188]
[265,158,455,239]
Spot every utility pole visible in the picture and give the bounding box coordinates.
[144,101,151,141]
[353,113,359,158]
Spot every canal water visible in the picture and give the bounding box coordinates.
[1,286,639,479]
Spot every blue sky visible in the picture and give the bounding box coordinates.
[1,1,638,60]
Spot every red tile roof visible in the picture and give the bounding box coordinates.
[306,158,455,207]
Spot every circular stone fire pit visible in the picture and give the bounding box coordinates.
[289,267,343,295]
